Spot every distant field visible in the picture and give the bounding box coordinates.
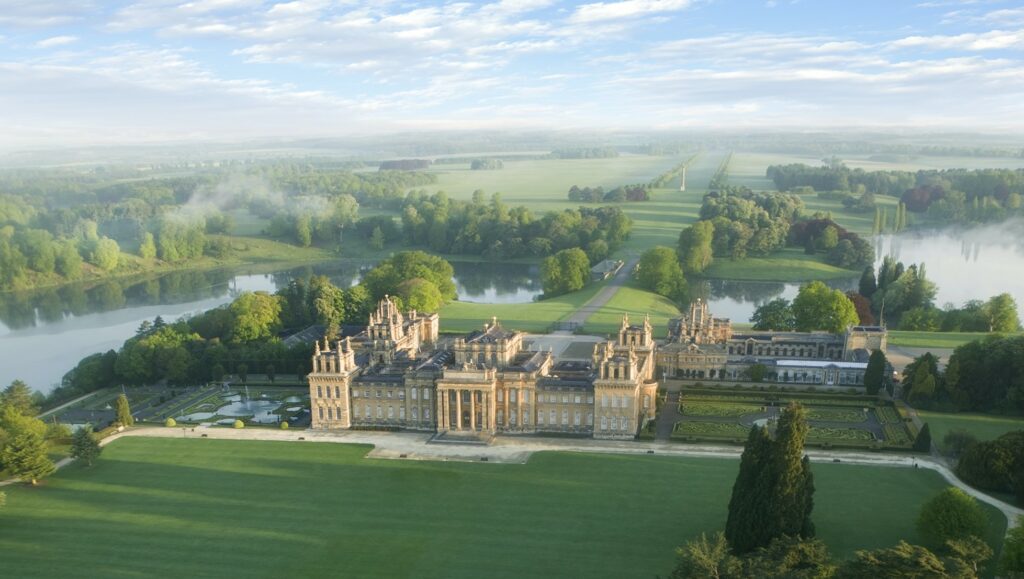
[699,248,859,282]
[439,282,607,334]
[583,283,680,338]
[0,438,1007,578]
[919,411,1024,452]
[887,331,997,349]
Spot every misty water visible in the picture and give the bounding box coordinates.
[0,260,540,394]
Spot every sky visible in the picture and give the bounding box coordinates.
[1,0,1024,148]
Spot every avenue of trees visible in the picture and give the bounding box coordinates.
[750,281,859,334]
[400,191,631,262]
[567,184,651,203]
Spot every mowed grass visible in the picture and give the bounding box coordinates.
[888,331,1001,349]
[583,283,681,338]
[918,411,1024,452]
[0,438,1007,579]
[699,248,860,282]
[439,282,607,334]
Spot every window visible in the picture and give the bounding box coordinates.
[561,410,569,425]
[336,406,343,421]
[424,389,430,400]
[537,412,544,425]
[424,408,431,420]
[611,396,619,408]
[522,412,529,425]
[375,390,381,398]
[497,390,504,402]
[510,410,517,425]
[376,406,383,419]
[643,395,650,409]
[353,390,359,398]
[510,389,517,403]
[387,391,393,399]
[610,417,618,431]
[335,386,341,398]
[574,394,581,404]
[399,406,406,420]
[497,409,504,424]
[364,390,369,398]
[365,406,371,419]
[549,410,556,424]
[587,395,594,404]
[600,416,608,431]
[523,391,530,403]
[621,418,630,432]
[621,396,629,408]
[601,395,608,408]
[317,386,323,397]
[318,407,324,420]
[412,407,419,420]
[387,406,394,419]
[586,412,593,426]
[412,388,418,400]
[561,394,568,403]
[574,411,581,426]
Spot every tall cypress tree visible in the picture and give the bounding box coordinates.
[725,425,775,554]
[771,403,815,539]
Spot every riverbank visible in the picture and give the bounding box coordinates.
[698,248,860,282]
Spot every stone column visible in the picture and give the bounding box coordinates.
[437,390,445,430]
[504,389,510,428]
[470,390,477,431]
[517,388,523,431]
[456,389,463,430]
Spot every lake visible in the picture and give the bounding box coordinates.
[0,261,541,394]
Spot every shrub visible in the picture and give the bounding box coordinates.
[233,420,245,429]
[164,418,177,427]
[916,488,988,549]
[280,421,289,430]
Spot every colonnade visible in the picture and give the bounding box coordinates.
[435,387,528,432]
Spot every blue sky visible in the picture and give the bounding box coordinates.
[1,0,1023,147]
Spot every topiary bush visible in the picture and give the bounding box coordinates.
[233,419,245,429]
[164,418,177,427]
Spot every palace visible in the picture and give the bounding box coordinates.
[657,300,887,386]
[307,297,658,438]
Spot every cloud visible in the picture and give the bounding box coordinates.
[890,29,1024,50]
[570,0,693,23]
[0,1,93,26]
[34,35,78,48]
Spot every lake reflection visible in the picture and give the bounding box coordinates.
[0,260,540,393]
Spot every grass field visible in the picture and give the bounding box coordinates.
[887,331,1008,349]
[918,411,1024,451]
[583,283,681,337]
[699,248,860,282]
[0,438,1007,578]
[439,282,607,334]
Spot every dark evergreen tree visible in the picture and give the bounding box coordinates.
[114,393,134,427]
[859,265,877,298]
[863,349,887,395]
[771,403,816,540]
[914,423,933,453]
[70,425,102,466]
[724,425,775,554]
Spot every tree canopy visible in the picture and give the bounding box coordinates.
[792,281,859,333]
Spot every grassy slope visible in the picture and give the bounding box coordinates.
[583,282,681,338]
[919,411,1024,451]
[439,282,607,334]
[887,331,1002,349]
[699,248,860,282]
[0,438,1007,579]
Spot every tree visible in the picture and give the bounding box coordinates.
[540,248,590,298]
[771,403,816,540]
[863,350,887,395]
[229,291,282,342]
[265,364,276,383]
[725,425,775,554]
[396,278,444,313]
[637,246,688,303]
[916,488,988,549]
[114,393,134,427]
[70,425,102,466]
[846,291,875,326]
[361,251,457,303]
[89,236,121,271]
[138,232,157,259]
[677,221,715,274]
[741,536,836,579]
[0,432,55,485]
[944,430,978,458]
[914,423,932,453]
[792,281,859,334]
[369,225,385,250]
[945,535,993,576]
[745,364,767,383]
[751,298,795,331]
[1000,526,1024,578]
[237,363,248,384]
[55,240,83,279]
[1,380,38,416]
[670,532,740,579]
[982,293,1020,333]
[837,541,973,578]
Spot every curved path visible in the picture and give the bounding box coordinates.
[13,425,1016,532]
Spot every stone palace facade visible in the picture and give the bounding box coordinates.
[656,300,887,386]
[307,297,658,439]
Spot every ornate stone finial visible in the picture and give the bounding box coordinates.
[345,336,352,351]
[491,316,498,327]
[315,341,321,355]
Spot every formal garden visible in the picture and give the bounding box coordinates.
[665,387,919,450]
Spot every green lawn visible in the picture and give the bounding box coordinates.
[583,283,681,338]
[699,248,860,282]
[439,282,606,334]
[0,438,1007,578]
[918,411,1024,451]
[888,331,1005,349]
